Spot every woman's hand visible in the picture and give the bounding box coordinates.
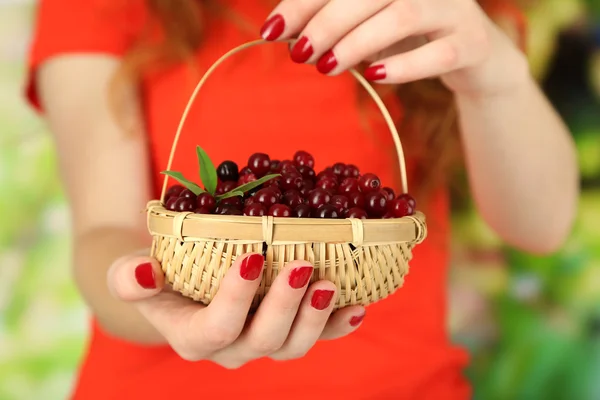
[107,252,365,368]
[260,0,529,97]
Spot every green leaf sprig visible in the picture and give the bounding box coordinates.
[161,146,280,202]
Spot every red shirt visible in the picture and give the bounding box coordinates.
[25,1,523,398]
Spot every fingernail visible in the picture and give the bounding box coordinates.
[134,262,156,289]
[364,64,387,81]
[260,14,285,41]
[316,50,338,74]
[289,266,313,289]
[311,289,335,310]
[350,313,365,327]
[290,36,313,63]
[240,253,264,281]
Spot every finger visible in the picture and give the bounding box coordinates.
[269,280,338,361]
[186,253,265,354]
[363,35,470,84]
[290,0,392,65]
[211,260,314,365]
[260,0,326,41]
[317,0,455,75]
[319,305,366,340]
[107,255,165,301]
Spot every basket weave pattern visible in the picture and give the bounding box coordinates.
[146,39,428,310]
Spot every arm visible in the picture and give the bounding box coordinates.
[455,26,579,255]
[37,55,166,344]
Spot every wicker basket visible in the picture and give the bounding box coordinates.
[146,39,427,310]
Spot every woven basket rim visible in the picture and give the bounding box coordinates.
[147,200,427,246]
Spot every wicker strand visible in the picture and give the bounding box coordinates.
[261,216,274,246]
[159,38,409,203]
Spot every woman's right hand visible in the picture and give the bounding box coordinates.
[107,252,366,368]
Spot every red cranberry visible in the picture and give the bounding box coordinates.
[339,178,360,194]
[240,166,253,175]
[254,188,279,208]
[225,208,244,215]
[397,193,417,209]
[330,195,349,215]
[281,172,303,191]
[364,191,388,217]
[165,197,178,211]
[346,207,368,219]
[263,176,281,189]
[307,188,331,209]
[220,196,243,208]
[299,179,315,197]
[314,204,340,219]
[244,203,267,216]
[270,186,283,202]
[179,189,196,201]
[216,161,239,182]
[294,204,312,218]
[297,165,316,181]
[215,204,239,215]
[279,160,298,174]
[174,197,195,212]
[269,160,281,173]
[268,204,292,217]
[238,172,257,186]
[248,153,271,177]
[216,180,238,195]
[342,164,360,179]
[358,173,381,193]
[165,185,185,201]
[381,187,395,201]
[316,177,337,192]
[293,150,315,169]
[244,196,255,207]
[332,163,346,177]
[382,212,395,219]
[283,190,304,209]
[195,206,213,214]
[316,170,338,182]
[196,193,216,211]
[347,191,365,208]
[390,198,415,218]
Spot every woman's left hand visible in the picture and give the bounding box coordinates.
[260,0,529,98]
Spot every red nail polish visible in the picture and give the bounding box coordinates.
[311,290,334,310]
[240,254,264,281]
[316,50,338,74]
[134,262,156,289]
[350,313,365,327]
[290,36,314,63]
[289,266,313,289]
[260,14,285,41]
[364,64,387,81]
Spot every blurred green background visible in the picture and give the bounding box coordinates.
[0,1,599,399]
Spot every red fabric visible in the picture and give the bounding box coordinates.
[24,0,523,398]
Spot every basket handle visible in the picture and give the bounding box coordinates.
[160,39,408,203]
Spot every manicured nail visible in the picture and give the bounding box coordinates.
[134,262,156,289]
[290,36,314,63]
[364,64,387,81]
[289,266,313,289]
[350,313,365,327]
[311,290,334,310]
[240,254,264,281]
[260,14,285,41]
[316,50,338,74]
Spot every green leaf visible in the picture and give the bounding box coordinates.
[216,190,244,201]
[161,171,204,195]
[229,174,280,195]
[196,146,218,195]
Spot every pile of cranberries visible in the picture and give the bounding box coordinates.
[163,151,416,219]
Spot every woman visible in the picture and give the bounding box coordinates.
[26,0,578,398]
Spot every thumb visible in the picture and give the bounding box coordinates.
[107,254,165,302]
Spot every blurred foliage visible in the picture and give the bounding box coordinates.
[0,0,599,399]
